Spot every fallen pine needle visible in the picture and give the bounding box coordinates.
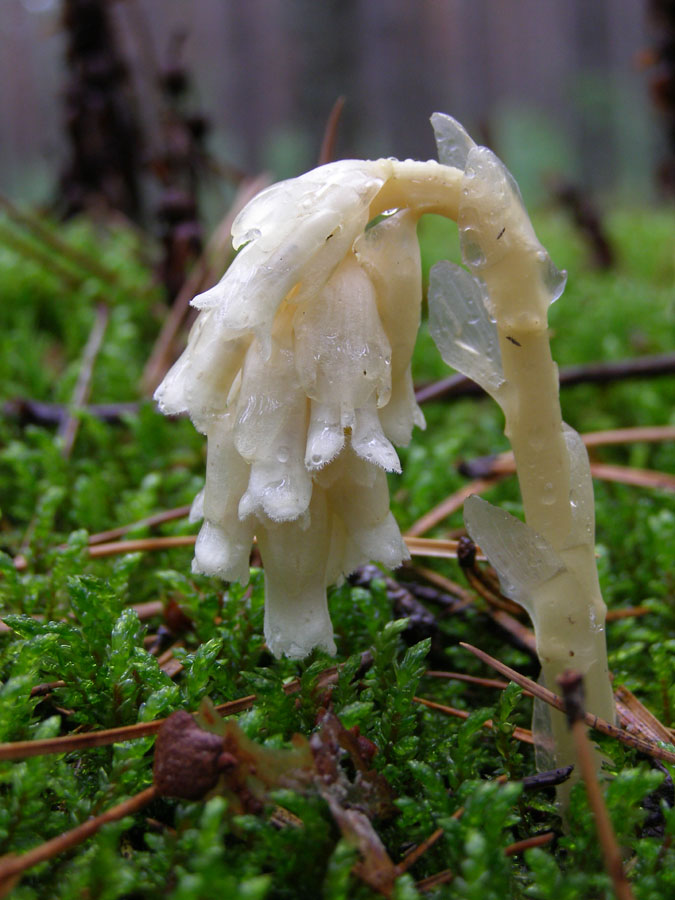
[504,831,555,856]
[12,534,480,572]
[405,477,505,538]
[460,643,675,764]
[0,786,158,894]
[558,671,635,900]
[413,695,534,744]
[0,695,256,761]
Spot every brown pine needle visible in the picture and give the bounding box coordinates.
[558,672,635,900]
[0,665,343,762]
[406,425,675,539]
[0,786,157,894]
[460,643,675,764]
[59,302,110,459]
[404,536,485,561]
[462,445,675,494]
[416,830,554,892]
[318,95,346,165]
[413,695,534,744]
[0,695,256,762]
[504,831,555,856]
[408,565,476,606]
[12,534,477,572]
[581,425,675,447]
[425,670,531,693]
[614,685,674,745]
[416,868,455,892]
[405,477,505,538]
[605,606,650,621]
[588,462,675,492]
[87,505,192,545]
[29,680,66,698]
[396,827,444,874]
[133,600,165,621]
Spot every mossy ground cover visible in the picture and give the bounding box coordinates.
[0,207,673,899]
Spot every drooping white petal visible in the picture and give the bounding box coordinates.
[355,209,422,382]
[193,519,254,585]
[234,324,311,523]
[355,209,425,444]
[192,413,254,584]
[193,161,393,342]
[377,365,426,446]
[305,400,345,472]
[257,490,336,659]
[351,403,401,472]
[189,488,204,523]
[293,254,392,412]
[326,452,408,576]
[238,454,312,523]
[154,308,251,430]
[231,159,392,250]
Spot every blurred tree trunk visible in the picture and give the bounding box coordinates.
[58,0,142,219]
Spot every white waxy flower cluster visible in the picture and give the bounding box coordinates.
[155,159,426,658]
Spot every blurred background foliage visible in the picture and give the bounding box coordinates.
[0,0,670,211]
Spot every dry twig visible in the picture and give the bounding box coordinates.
[413,695,534,744]
[58,302,110,458]
[461,643,675,765]
[318,95,346,165]
[558,671,635,900]
[0,786,158,896]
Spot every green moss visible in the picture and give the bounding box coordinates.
[0,208,674,897]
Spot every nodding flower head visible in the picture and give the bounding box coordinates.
[155,158,428,658]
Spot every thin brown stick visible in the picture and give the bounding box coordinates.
[405,476,505,537]
[408,564,476,606]
[88,505,192,545]
[318,96,346,165]
[503,832,555,856]
[614,685,674,745]
[88,535,197,558]
[12,534,479,572]
[558,672,635,900]
[29,681,66,698]
[0,785,157,892]
[460,643,675,764]
[59,302,110,458]
[581,425,675,447]
[416,868,455,892]
[413,695,534,744]
[588,463,675,492]
[486,610,537,654]
[404,536,485,561]
[0,695,256,762]
[415,354,675,405]
[425,670,522,692]
[396,827,444,874]
[605,606,650,622]
[142,174,270,394]
[461,426,675,492]
[133,601,165,621]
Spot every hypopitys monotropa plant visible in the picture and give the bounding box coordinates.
[155,114,615,772]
